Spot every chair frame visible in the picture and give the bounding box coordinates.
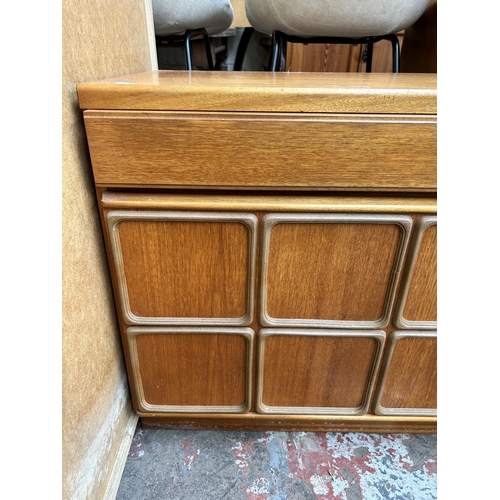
[156,28,214,70]
[268,31,401,72]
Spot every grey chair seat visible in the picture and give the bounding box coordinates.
[245,0,431,39]
[153,0,234,37]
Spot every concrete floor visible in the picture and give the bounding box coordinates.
[115,424,437,499]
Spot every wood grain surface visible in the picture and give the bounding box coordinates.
[100,196,436,428]
[286,33,404,74]
[80,69,438,431]
[84,111,436,191]
[377,332,437,413]
[110,216,252,321]
[138,413,437,433]
[100,191,437,214]
[128,326,254,413]
[77,71,436,114]
[286,43,363,73]
[403,222,437,322]
[259,334,380,411]
[264,221,402,322]
[130,329,250,409]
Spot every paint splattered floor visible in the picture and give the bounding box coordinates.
[116,425,437,500]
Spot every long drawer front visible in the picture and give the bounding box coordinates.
[85,111,436,191]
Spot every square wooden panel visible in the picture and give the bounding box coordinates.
[127,327,254,413]
[373,330,437,416]
[107,211,257,325]
[394,216,437,329]
[256,329,385,415]
[260,214,412,328]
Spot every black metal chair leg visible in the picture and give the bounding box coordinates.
[268,32,280,71]
[184,31,193,70]
[278,35,286,71]
[183,29,214,70]
[202,31,214,70]
[388,33,400,73]
[267,31,401,73]
[365,42,374,73]
[234,27,255,71]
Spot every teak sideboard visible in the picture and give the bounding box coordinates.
[77,71,437,433]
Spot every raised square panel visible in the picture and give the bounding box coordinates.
[260,214,412,328]
[127,327,254,413]
[394,216,437,329]
[373,330,437,416]
[256,329,385,415]
[107,211,257,325]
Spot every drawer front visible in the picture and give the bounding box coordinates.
[373,330,437,416]
[127,327,254,413]
[84,111,436,191]
[256,329,385,415]
[106,210,257,326]
[260,213,413,329]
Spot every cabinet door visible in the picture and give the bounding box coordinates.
[127,327,254,413]
[373,330,437,416]
[394,216,437,329]
[106,211,257,326]
[256,329,385,415]
[260,213,412,328]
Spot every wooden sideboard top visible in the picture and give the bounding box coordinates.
[77,71,436,114]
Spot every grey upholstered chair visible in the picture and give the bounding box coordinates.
[244,0,431,71]
[152,0,234,70]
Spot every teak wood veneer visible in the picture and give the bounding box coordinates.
[78,71,437,433]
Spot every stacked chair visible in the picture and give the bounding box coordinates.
[243,0,431,72]
[152,0,234,69]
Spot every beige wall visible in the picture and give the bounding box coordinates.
[231,0,251,27]
[62,0,154,498]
